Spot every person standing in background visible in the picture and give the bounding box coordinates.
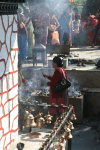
[33,5,50,46]
[59,5,72,45]
[73,8,81,47]
[70,7,75,47]
[17,10,28,61]
[58,12,64,44]
[48,14,60,44]
[91,7,100,49]
[24,8,35,59]
[86,13,98,46]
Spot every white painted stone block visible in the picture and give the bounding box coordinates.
[7,144,10,150]
[2,115,9,134]
[14,15,17,23]
[12,117,18,130]
[0,79,2,93]
[10,106,18,130]
[13,72,18,86]
[6,26,12,53]
[4,132,10,148]
[11,51,16,62]
[8,74,13,90]
[8,86,18,100]
[11,33,18,49]
[0,95,1,104]
[5,55,13,74]
[13,96,18,108]
[0,105,4,118]
[0,44,8,61]
[0,128,3,139]
[0,137,5,150]
[0,61,5,78]
[13,53,18,72]
[11,130,18,141]
[2,76,7,93]
[4,100,12,114]
[13,19,17,31]
[8,15,13,26]
[2,93,7,105]
[2,15,8,31]
[0,18,5,43]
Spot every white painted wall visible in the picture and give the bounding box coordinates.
[0,15,18,150]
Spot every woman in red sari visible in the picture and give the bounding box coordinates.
[86,14,98,45]
[43,56,68,117]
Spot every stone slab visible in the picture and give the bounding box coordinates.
[69,96,83,124]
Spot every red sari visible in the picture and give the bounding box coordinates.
[47,67,68,114]
[86,15,98,45]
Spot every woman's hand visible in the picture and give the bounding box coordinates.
[43,74,49,78]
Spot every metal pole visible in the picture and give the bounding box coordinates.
[44,107,73,150]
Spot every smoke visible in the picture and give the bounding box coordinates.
[18,68,53,101]
[68,79,81,97]
[24,0,69,16]
[45,0,68,14]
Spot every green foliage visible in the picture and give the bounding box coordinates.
[71,0,87,14]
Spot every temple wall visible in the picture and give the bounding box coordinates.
[0,15,18,150]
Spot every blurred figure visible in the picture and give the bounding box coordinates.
[58,12,64,44]
[73,8,81,47]
[33,5,50,46]
[48,14,60,44]
[23,8,35,59]
[91,7,100,48]
[17,9,28,61]
[86,13,98,46]
[79,20,87,46]
[58,5,72,45]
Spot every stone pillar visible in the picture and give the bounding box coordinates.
[0,1,25,150]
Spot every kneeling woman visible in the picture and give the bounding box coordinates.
[43,56,68,115]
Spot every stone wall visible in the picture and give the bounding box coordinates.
[0,15,18,150]
[67,70,100,88]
